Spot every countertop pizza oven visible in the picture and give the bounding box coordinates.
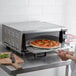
[2,21,69,58]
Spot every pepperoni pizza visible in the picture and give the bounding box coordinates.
[30,39,61,48]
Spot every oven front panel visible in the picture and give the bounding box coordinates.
[25,31,59,40]
[24,31,69,54]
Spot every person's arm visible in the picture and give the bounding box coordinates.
[65,52,76,61]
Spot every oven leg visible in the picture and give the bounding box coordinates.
[6,46,10,50]
[65,65,69,76]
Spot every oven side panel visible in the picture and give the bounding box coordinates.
[2,24,22,53]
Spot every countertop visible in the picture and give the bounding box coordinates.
[0,43,71,76]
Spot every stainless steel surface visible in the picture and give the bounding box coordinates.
[2,21,67,33]
[2,21,67,53]
[0,43,71,76]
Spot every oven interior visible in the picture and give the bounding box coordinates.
[21,30,68,58]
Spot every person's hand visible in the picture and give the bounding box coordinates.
[57,50,68,61]
[57,50,73,61]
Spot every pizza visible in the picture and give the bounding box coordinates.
[30,39,61,48]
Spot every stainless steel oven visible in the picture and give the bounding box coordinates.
[2,21,69,58]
